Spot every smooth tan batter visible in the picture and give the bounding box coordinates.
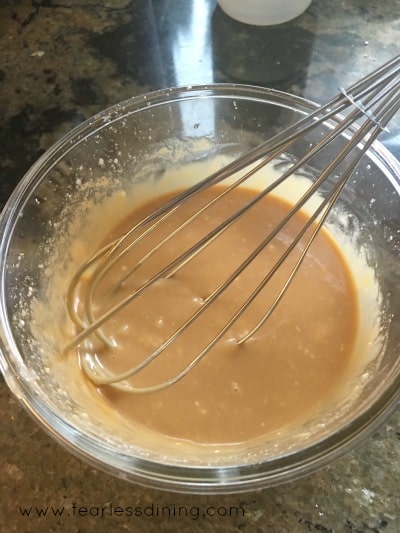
[75,185,358,445]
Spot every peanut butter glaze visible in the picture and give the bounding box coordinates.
[76,185,358,445]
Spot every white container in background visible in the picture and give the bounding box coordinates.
[217,0,312,25]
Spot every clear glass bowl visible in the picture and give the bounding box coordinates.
[0,85,399,493]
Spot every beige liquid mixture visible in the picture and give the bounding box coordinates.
[74,185,358,445]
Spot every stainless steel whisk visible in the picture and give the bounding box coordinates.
[64,56,400,393]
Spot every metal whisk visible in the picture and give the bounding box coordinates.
[64,56,400,393]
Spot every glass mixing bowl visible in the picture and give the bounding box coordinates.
[0,85,399,493]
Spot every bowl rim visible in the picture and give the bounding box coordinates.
[0,83,399,494]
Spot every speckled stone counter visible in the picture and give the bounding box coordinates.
[0,1,399,531]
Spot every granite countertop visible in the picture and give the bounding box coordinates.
[0,1,399,531]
